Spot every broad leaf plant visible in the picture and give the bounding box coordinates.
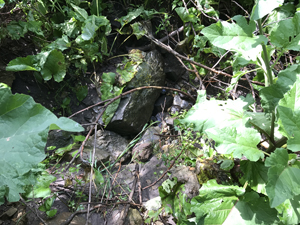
[155,0,300,224]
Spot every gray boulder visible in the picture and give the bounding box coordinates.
[107,50,165,135]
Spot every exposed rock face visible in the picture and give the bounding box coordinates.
[107,50,165,135]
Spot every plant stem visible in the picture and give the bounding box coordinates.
[257,19,273,87]
[258,19,276,142]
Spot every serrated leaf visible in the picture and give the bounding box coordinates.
[40,50,66,82]
[260,64,300,112]
[265,148,300,208]
[250,0,284,21]
[201,15,267,61]
[0,88,83,204]
[206,126,264,161]
[270,12,300,51]
[239,160,268,195]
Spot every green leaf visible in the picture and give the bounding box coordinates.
[191,180,244,223]
[6,55,39,72]
[71,3,88,21]
[179,90,250,133]
[94,169,104,188]
[191,180,278,224]
[131,22,146,40]
[260,64,300,112]
[224,192,279,224]
[239,160,268,195]
[0,0,4,8]
[0,88,83,204]
[276,195,300,225]
[201,15,268,61]
[117,6,144,28]
[265,148,300,207]
[75,85,88,102]
[270,12,300,51]
[250,0,284,21]
[46,35,70,51]
[40,50,66,82]
[25,171,56,198]
[277,77,300,151]
[102,72,116,85]
[159,178,191,224]
[175,7,198,23]
[206,126,264,161]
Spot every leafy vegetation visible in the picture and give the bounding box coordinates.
[2,0,300,224]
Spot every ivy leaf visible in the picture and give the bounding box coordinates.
[201,15,267,61]
[260,64,299,112]
[270,12,300,50]
[250,0,284,21]
[265,148,300,208]
[239,160,268,195]
[206,126,264,161]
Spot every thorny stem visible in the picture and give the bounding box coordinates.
[257,19,276,143]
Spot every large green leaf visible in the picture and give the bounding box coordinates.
[179,90,249,133]
[270,12,300,51]
[191,180,278,224]
[201,15,267,61]
[206,126,264,161]
[224,192,279,225]
[265,148,300,208]
[260,64,300,112]
[277,76,300,151]
[239,160,268,195]
[6,55,39,72]
[0,88,83,204]
[250,0,284,21]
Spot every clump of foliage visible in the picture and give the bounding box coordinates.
[2,0,111,81]
[147,0,300,224]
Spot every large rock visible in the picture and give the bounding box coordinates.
[107,50,165,135]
